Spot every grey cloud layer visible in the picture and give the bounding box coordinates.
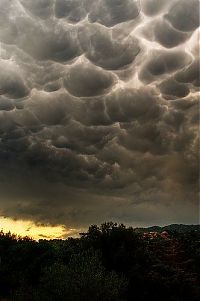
[0,0,199,228]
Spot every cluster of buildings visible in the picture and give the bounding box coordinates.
[143,231,170,240]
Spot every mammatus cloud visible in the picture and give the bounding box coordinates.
[0,0,199,230]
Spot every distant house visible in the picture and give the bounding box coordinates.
[143,231,170,240]
[160,231,170,239]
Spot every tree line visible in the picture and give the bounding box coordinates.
[0,222,199,300]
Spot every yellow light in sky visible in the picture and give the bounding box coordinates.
[0,216,80,240]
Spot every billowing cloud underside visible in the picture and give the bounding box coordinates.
[0,0,199,227]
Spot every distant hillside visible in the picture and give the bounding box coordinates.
[134,224,200,234]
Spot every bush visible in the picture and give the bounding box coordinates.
[36,250,127,301]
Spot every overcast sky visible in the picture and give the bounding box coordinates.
[0,0,199,232]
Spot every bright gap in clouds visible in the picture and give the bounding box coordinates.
[0,216,80,240]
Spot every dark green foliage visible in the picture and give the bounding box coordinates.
[35,251,127,301]
[0,224,199,301]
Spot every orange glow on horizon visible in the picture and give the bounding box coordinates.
[0,216,81,240]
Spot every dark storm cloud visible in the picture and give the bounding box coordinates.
[19,0,54,19]
[158,78,190,99]
[79,23,140,70]
[55,0,87,21]
[165,0,200,32]
[141,0,168,16]
[139,50,192,84]
[63,59,115,97]
[0,0,199,228]
[152,19,191,48]
[88,0,139,27]
[175,59,200,86]
[0,60,29,98]
[105,87,162,123]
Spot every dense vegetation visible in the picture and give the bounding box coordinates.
[0,222,199,301]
